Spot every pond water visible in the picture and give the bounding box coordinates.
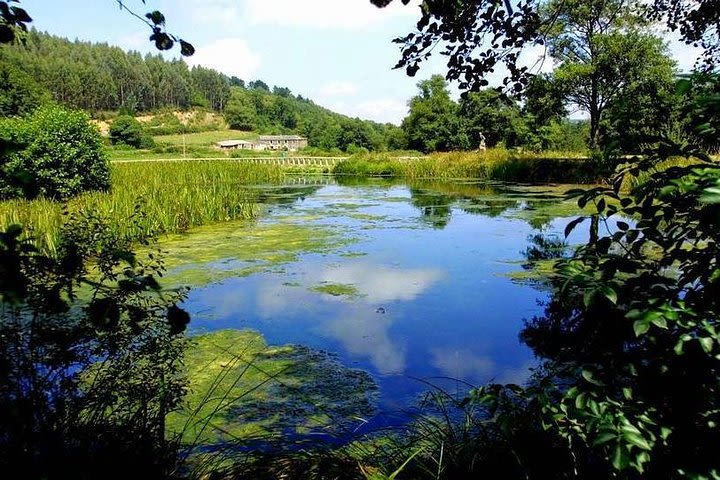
[163,176,587,439]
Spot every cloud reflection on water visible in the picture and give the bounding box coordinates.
[317,263,443,374]
[431,346,534,385]
[318,263,444,303]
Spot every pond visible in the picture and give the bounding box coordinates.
[161,176,588,443]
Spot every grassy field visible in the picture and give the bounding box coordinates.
[333,149,599,183]
[0,160,284,254]
[154,129,259,147]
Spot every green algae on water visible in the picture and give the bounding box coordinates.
[502,259,558,288]
[311,282,365,299]
[167,329,377,445]
[155,220,356,288]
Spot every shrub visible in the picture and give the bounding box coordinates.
[0,105,110,200]
[0,211,189,478]
[109,114,150,148]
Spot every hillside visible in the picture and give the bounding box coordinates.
[0,30,405,151]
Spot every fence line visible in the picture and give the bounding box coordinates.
[111,156,351,166]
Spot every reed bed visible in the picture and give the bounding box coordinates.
[334,149,597,183]
[0,160,284,254]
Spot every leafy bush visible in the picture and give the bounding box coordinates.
[515,142,720,477]
[0,105,110,200]
[109,114,151,148]
[0,209,189,478]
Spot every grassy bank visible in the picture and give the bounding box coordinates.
[0,160,284,253]
[333,149,598,183]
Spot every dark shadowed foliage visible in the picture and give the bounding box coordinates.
[0,207,189,478]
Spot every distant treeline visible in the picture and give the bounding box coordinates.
[2,30,716,155]
[0,30,404,151]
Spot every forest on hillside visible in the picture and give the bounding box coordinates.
[0,30,404,151]
[2,29,718,155]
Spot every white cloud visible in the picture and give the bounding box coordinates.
[172,0,244,28]
[323,98,408,124]
[431,348,535,385]
[184,38,261,79]
[318,81,359,97]
[244,0,420,30]
[354,99,408,124]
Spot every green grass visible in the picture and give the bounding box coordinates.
[334,149,599,183]
[154,129,258,146]
[0,160,284,254]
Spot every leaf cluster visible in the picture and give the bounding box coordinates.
[0,207,190,477]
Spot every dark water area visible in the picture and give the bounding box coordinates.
[171,176,587,436]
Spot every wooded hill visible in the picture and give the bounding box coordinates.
[0,30,404,151]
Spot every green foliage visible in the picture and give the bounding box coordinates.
[459,89,526,148]
[225,88,257,130]
[0,60,49,116]
[678,73,720,153]
[109,114,153,148]
[546,1,677,148]
[0,160,283,254]
[402,75,469,152]
[517,140,720,477]
[0,104,109,199]
[334,150,599,183]
[0,210,188,477]
[534,120,589,152]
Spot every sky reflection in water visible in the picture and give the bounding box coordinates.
[179,179,584,418]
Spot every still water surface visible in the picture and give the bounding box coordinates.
[173,177,584,429]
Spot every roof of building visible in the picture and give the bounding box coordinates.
[216,140,254,147]
[257,135,306,141]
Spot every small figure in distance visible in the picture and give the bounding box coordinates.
[477,132,487,152]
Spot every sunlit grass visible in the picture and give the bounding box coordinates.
[334,149,597,183]
[155,130,258,146]
[0,160,284,253]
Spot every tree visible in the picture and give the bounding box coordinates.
[373,0,718,92]
[0,210,189,478]
[458,89,529,148]
[249,79,270,92]
[545,0,676,147]
[0,61,48,116]
[402,75,468,152]
[224,88,257,131]
[678,73,720,153]
[229,76,245,88]
[522,73,566,128]
[600,53,679,152]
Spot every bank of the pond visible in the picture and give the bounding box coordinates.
[333,150,599,183]
[0,160,284,253]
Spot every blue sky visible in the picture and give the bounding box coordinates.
[24,0,701,124]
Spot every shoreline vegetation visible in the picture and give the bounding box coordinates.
[0,160,283,253]
[0,147,597,254]
[3,142,696,255]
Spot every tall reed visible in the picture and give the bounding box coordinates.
[334,149,597,183]
[0,160,284,253]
